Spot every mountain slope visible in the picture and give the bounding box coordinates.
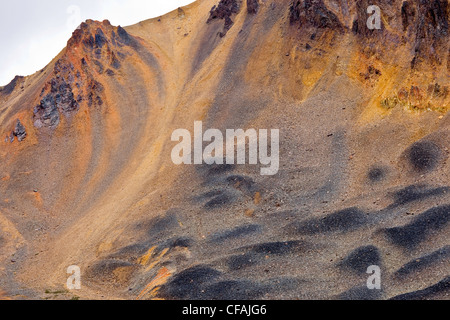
[0,0,449,300]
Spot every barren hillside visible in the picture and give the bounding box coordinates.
[0,0,449,300]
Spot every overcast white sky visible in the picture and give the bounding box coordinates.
[0,0,195,86]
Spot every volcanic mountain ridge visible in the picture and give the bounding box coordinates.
[0,0,449,300]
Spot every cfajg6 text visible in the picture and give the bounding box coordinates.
[227,305,267,316]
[182,304,267,317]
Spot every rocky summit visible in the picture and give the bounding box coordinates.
[0,0,449,300]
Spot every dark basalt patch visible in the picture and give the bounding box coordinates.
[339,245,382,275]
[87,80,104,107]
[170,237,194,249]
[125,211,184,253]
[208,0,241,21]
[159,265,222,299]
[244,240,307,256]
[117,26,132,46]
[207,0,242,37]
[204,191,235,209]
[12,119,27,142]
[34,59,81,129]
[226,175,255,192]
[197,189,225,200]
[405,141,442,173]
[93,60,104,74]
[409,0,449,68]
[389,185,449,207]
[384,205,450,250]
[69,22,95,49]
[289,0,344,31]
[82,34,95,49]
[288,208,367,235]
[160,265,297,299]
[228,241,307,271]
[247,0,259,14]
[33,94,60,128]
[367,166,386,183]
[390,276,450,300]
[110,52,121,69]
[143,211,180,240]
[208,163,235,176]
[5,133,13,143]
[228,252,261,270]
[195,174,257,210]
[209,224,261,243]
[338,285,383,300]
[55,80,79,113]
[94,28,107,48]
[195,163,235,183]
[395,246,450,279]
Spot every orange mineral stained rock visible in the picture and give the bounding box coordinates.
[0,0,448,300]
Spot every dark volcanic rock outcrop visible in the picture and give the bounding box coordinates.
[13,119,27,142]
[384,205,450,250]
[34,59,79,129]
[247,0,259,14]
[87,80,104,107]
[340,245,382,274]
[33,20,135,130]
[409,0,449,68]
[351,0,449,68]
[289,0,345,31]
[33,94,61,129]
[207,0,242,37]
[68,20,130,49]
[5,119,27,143]
[69,20,132,68]
[351,0,389,37]
[287,0,449,69]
